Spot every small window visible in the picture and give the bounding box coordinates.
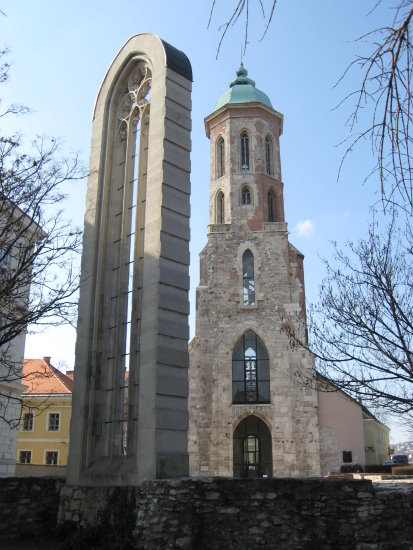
[48,412,60,432]
[268,190,276,222]
[241,186,251,206]
[22,412,34,431]
[242,250,255,306]
[241,132,249,171]
[217,136,225,178]
[216,191,225,224]
[343,450,352,463]
[45,451,59,465]
[19,450,32,464]
[265,135,274,175]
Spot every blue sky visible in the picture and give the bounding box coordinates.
[1,0,408,442]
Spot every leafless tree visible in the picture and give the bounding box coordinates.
[0,50,84,424]
[208,0,277,58]
[285,212,413,418]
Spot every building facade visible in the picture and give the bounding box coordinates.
[188,66,321,477]
[16,357,72,472]
[363,407,390,466]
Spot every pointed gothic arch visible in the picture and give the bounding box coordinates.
[240,131,250,171]
[233,414,273,478]
[268,188,276,222]
[216,136,225,178]
[216,190,225,224]
[265,134,274,176]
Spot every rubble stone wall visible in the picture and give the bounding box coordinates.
[58,478,413,549]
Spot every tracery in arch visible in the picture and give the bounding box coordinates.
[97,62,152,458]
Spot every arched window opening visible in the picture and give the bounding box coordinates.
[241,132,249,171]
[268,190,276,222]
[216,191,225,224]
[232,331,270,404]
[217,136,225,178]
[265,135,274,175]
[233,415,272,478]
[241,186,251,206]
[242,250,255,305]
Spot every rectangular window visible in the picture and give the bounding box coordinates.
[45,451,59,465]
[342,450,352,463]
[19,450,32,464]
[22,412,34,431]
[48,412,60,432]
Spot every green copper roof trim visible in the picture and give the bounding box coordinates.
[213,63,273,112]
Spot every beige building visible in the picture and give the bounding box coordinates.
[189,66,321,478]
[317,376,366,474]
[363,407,390,466]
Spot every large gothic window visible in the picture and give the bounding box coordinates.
[241,132,250,171]
[232,331,270,404]
[265,135,274,176]
[216,191,225,224]
[242,249,255,305]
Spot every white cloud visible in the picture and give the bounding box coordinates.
[294,219,315,238]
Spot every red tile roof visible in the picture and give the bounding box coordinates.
[23,358,73,395]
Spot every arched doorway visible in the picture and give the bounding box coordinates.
[233,415,272,478]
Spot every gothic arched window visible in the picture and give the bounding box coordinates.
[265,135,274,176]
[217,136,225,178]
[232,331,270,403]
[242,249,255,305]
[241,186,251,206]
[216,191,225,224]
[268,189,276,222]
[241,132,250,171]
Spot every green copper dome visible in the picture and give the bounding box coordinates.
[213,64,273,111]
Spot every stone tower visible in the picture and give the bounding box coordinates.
[67,34,192,486]
[189,65,320,477]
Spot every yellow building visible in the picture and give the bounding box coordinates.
[363,406,390,466]
[16,357,73,469]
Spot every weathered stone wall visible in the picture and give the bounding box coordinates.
[58,478,413,549]
[0,476,64,540]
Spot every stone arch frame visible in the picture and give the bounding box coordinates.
[240,128,251,172]
[215,189,225,224]
[233,412,273,478]
[215,134,226,179]
[237,242,261,307]
[67,34,192,486]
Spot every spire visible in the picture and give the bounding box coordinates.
[230,63,256,88]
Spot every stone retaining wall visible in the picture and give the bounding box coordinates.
[0,477,64,541]
[59,478,413,549]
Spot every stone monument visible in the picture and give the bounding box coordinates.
[67,34,192,485]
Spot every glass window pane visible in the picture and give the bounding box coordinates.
[232,360,244,381]
[258,382,271,402]
[258,359,270,381]
[233,339,244,360]
[244,332,256,352]
[232,382,245,403]
[257,338,269,360]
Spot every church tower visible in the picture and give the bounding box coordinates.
[189,66,320,477]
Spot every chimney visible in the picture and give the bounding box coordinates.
[66,370,74,380]
[43,356,51,364]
